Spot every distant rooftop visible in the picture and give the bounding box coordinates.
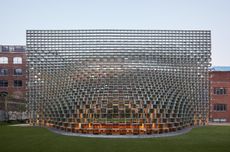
[210,66,230,71]
[0,45,26,52]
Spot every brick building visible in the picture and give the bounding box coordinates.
[209,66,230,123]
[0,45,27,120]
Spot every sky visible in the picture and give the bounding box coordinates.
[0,0,229,66]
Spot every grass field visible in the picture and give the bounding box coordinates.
[0,125,230,152]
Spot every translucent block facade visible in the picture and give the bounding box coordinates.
[27,30,211,135]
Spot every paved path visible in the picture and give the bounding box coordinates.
[9,124,30,127]
[208,122,230,126]
[49,127,192,139]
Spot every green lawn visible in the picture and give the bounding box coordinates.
[0,125,230,152]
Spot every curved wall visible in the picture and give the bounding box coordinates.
[27,30,211,135]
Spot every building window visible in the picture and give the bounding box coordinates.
[214,104,227,112]
[14,80,22,87]
[14,68,22,75]
[0,80,8,87]
[0,57,8,64]
[13,57,22,64]
[214,88,227,95]
[0,69,8,76]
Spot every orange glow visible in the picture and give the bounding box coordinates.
[140,123,144,129]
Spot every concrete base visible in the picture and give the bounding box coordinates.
[48,127,192,138]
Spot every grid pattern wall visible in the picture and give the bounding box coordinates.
[27,30,211,135]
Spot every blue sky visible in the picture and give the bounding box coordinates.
[0,0,229,66]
